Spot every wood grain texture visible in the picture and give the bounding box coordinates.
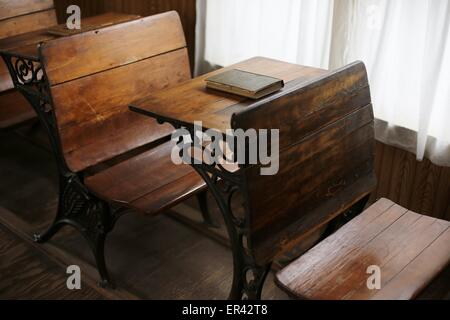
[0,12,139,129]
[50,47,190,172]
[38,12,204,218]
[233,61,371,149]
[0,12,140,93]
[54,0,103,21]
[54,0,196,71]
[372,142,450,221]
[0,126,448,299]
[0,9,57,39]
[50,1,449,220]
[131,57,327,133]
[235,62,376,264]
[0,223,104,299]
[0,0,56,93]
[132,59,377,267]
[0,130,287,299]
[276,198,450,300]
[0,0,55,21]
[85,140,206,215]
[41,11,187,85]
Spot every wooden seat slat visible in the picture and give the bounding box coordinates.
[40,12,191,172]
[0,12,142,85]
[0,9,57,40]
[0,0,54,21]
[0,13,140,52]
[276,198,450,300]
[41,11,187,86]
[39,11,204,214]
[85,141,206,215]
[130,171,206,215]
[51,47,190,172]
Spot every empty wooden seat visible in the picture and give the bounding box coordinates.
[39,14,203,206]
[2,11,208,286]
[38,11,206,215]
[276,198,450,300]
[85,141,205,215]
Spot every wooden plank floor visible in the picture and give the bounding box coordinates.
[0,223,103,299]
[0,127,288,299]
[0,126,448,299]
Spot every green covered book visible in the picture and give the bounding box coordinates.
[205,69,284,99]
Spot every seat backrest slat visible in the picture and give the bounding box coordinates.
[232,61,377,264]
[0,0,57,40]
[41,11,191,173]
[0,0,54,21]
[41,11,187,86]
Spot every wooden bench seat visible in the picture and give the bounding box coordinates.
[1,11,209,287]
[85,141,206,215]
[129,58,448,299]
[276,198,450,300]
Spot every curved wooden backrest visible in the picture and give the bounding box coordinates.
[232,61,377,264]
[0,0,56,39]
[40,11,191,172]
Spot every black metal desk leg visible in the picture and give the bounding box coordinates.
[190,164,270,300]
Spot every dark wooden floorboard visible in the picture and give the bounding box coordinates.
[0,127,447,299]
[0,128,287,299]
[0,223,104,299]
[0,129,57,228]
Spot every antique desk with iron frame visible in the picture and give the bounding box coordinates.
[130,57,375,299]
[0,12,141,129]
[0,13,155,286]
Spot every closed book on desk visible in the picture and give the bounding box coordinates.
[205,69,284,99]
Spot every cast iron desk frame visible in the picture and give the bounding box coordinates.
[130,101,271,300]
[129,64,372,299]
[1,41,213,289]
[0,46,124,288]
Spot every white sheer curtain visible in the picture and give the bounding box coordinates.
[196,0,450,166]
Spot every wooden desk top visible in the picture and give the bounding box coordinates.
[0,12,140,91]
[131,57,327,134]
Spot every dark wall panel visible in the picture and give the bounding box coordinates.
[372,141,450,221]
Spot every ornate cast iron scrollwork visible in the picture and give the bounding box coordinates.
[2,53,53,125]
[169,120,270,300]
[33,173,124,287]
[14,57,42,85]
[191,164,270,300]
[2,54,50,101]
